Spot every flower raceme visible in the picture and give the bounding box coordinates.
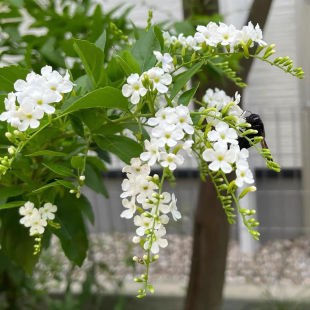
[0,66,74,131]
[164,21,266,51]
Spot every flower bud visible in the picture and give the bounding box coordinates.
[132,256,138,262]
[69,189,75,194]
[143,254,148,261]
[79,175,85,181]
[152,255,159,261]
[5,132,12,139]
[8,146,15,155]
[132,236,140,244]
[76,192,81,199]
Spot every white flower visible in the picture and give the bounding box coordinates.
[136,176,158,204]
[140,139,161,166]
[160,152,184,171]
[19,201,38,227]
[147,107,177,127]
[183,35,201,51]
[194,22,220,47]
[175,106,194,134]
[17,105,44,131]
[157,192,172,213]
[29,213,47,236]
[20,88,59,115]
[134,213,154,236]
[0,93,20,127]
[203,88,231,110]
[207,121,238,145]
[202,142,236,173]
[14,72,42,94]
[183,139,194,156]
[217,23,237,46]
[236,22,266,47]
[152,124,184,147]
[146,67,172,94]
[235,166,254,187]
[231,145,250,169]
[153,51,174,72]
[163,31,176,46]
[168,193,181,221]
[120,198,136,219]
[122,73,147,104]
[41,65,74,95]
[122,158,150,177]
[144,225,168,254]
[39,202,57,220]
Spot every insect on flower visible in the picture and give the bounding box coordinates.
[238,113,269,150]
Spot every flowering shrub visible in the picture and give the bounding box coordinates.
[0,10,304,299]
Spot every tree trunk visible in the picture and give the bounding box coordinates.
[185,179,229,310]
[184,1,273,309]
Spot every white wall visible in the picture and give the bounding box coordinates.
[219,0,301,168]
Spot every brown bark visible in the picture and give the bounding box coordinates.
[184,1,273,310]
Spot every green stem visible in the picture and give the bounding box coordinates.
[143,170,166,295]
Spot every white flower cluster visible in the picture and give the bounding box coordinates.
[120,158,181,254]
[201,88,254,188]
[164,21,266,51]
[202,88,244,126]
[0,66,74,131]
[121,64,172,105]
[141,105,194,171]
[19,201,57,236]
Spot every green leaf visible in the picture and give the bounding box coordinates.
[73,39,106,87]
[74,75,93,95]
[56,180,75,190]
[43,163,75,177]
[95,30,107,53]
[71,156,84,170]
[27,150,68,157]
[64,87,128,113]
[40,37,65,67]
[170,61,204,100]
[177,83,200,106]
[0,210,38,274]
[116,50,141,75]
[32,179,75,194]
[78,195,94,224]
[0,186,25,198]
[0,66,29,92]
[0,201,25,210]
[131,27,159,71]
[94,135,143,164]
[85,164,108,198]
[69,114,85,137]
[154,26,164,51]
[87,156,107,172]
[53,193,88,266]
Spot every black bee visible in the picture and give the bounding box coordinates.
[238,113,269,149]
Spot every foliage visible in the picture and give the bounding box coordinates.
[0,0,304,301]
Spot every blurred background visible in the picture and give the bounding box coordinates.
[1,0,310,309]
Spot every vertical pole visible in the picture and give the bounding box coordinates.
[296,0,310,235]
[237,187,259,255]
